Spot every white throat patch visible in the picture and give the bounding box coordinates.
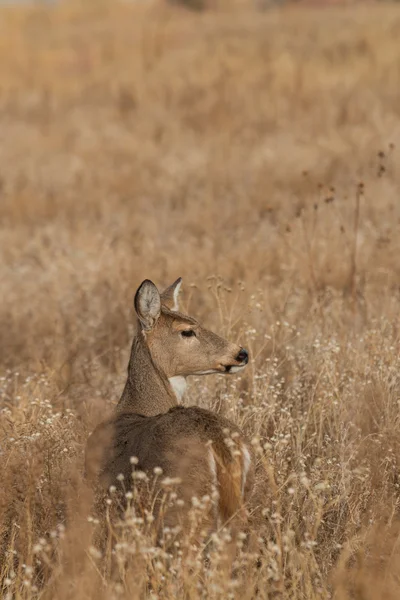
[169,376,187,402]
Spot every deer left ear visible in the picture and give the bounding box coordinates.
[160,277,182,311]
[134,280,161,330]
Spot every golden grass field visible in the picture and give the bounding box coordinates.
[1,0,400,598]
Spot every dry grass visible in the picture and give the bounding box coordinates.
[1,0,400,598]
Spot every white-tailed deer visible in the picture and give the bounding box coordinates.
[85,278,254,535]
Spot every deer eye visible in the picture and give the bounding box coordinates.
[181,330,196,338]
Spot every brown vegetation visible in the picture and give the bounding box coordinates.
[1,1,400,598]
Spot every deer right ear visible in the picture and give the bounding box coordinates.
[134,280,161,330]
[161,277,182,311]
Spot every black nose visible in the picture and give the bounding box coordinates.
[236,348,249,364]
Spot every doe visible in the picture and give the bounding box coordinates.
[85,278,254,535]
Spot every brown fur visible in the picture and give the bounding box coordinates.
[86,406,254,531]
[85,279,254,533]
[212,442,253,525]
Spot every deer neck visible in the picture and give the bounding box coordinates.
[117,332,179,416]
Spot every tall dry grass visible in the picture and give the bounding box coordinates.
[1,1,400,598]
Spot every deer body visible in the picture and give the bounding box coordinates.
[85,278,254,532]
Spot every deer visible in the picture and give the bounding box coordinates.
[85,278,254,539]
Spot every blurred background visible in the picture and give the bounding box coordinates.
[1,0,399,380]
[1,0,400,598]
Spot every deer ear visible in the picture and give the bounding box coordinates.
[134,280,161,330]
[160,277,182,311]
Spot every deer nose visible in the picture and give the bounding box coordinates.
[236,348,249,364]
